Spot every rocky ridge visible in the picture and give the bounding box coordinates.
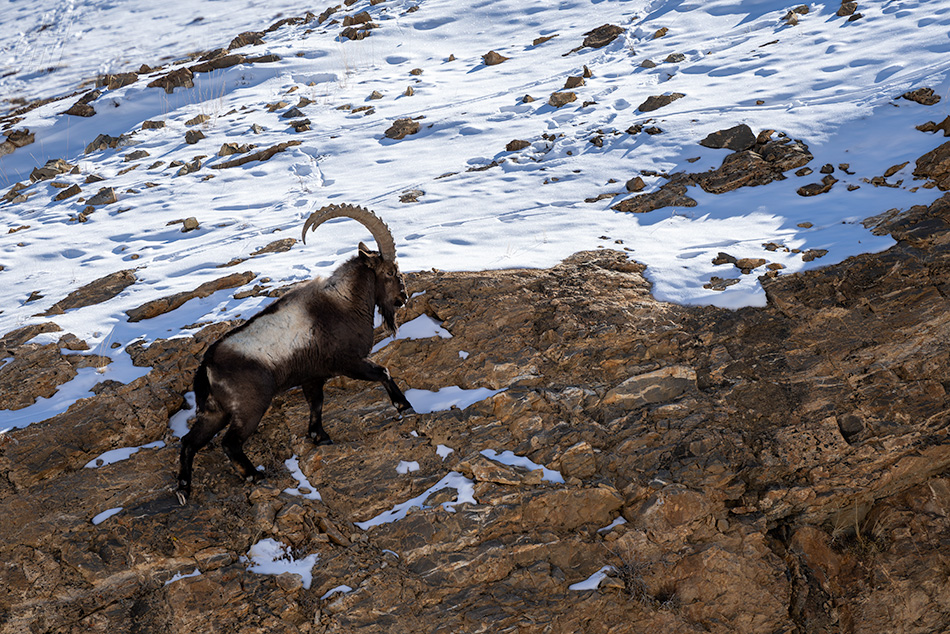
[1,189,949,632]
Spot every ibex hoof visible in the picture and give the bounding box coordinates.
[175,489,189,506]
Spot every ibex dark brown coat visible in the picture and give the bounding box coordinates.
[176,204,413,504]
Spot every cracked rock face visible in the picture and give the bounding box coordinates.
[1,194,950,632]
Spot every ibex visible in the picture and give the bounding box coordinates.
[176,204,413,504]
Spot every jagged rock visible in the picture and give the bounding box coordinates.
[664,52,686,63]
[699,124,756,151]
[582,24,625,49]
[217,142,252,156]
[84,133,130,154]
[30,158,76,182]
[548,91,577,108]
[637,92,684,112]
[506,139,530,152]
[189,54,246,74]
[126,271,255,322]
[0,128,34,156]
[917,116,950,136]
[604,365,696,408]
[558,441,597,479]
[185,130,205,144]
[564,76,585,89]
[147,67,195,94]
[797,175,838,197]
[41,270,136,316]
[384,118,421,139]
[736,258,767,272]
[482,50,509,66]
[53,184,81,201]
[124,150,150,162]
[914,140,950,189]
[186,114,211,127]
[612,182,697,213]
[837,2,858,16]
[399,189,424,203]
[625,176,646,192]
[902,87,940,105]
[229,31,265,49]
[211,141,302,169]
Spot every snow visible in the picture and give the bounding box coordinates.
[396,460,420,474]
[481,449,564,483]
[283,454,322,500]
[243,538,319,589]
[91,507,123,525]
[164,568,202,586]
[598,516,627,533]
[355,471,476,530]
[1,0,949,431]
[84,440,165,468]
[569,565,615,591]
[405,386,504,414]
[372,314,451,352]
[436,444,454,460]
[320,585,353,601]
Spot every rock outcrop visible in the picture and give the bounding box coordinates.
[1,189,949,632]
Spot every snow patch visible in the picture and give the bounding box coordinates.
[355,472,476,530]
[405,386,504,414]
[92,507,123,525]
[244,538,319,589]
[283,455,322,500]
[481,449,565,483]
[85,440,165,468]
[569,566,615,591]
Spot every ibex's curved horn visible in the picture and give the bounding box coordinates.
[301,204,397,261]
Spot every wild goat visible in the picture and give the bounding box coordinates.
[175,204,414,504]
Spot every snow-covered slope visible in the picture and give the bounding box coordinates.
[1,0,949,429]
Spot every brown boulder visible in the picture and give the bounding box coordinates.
[699,124,757,151]
[637,92,684,112]
[384,118,421,139]
[582,24,625,49]
[125,271,255,322]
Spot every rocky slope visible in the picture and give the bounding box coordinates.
[2,180,949,632]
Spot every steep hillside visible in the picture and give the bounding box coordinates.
[1,1,950,632]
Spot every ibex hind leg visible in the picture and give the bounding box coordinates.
[221,401,270,483]
[177,408,230,505]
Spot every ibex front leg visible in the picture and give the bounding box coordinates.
[303,379,332,445]
[347,359,414,414]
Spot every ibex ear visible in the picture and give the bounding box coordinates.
[358,242,373,259]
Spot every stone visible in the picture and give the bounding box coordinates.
[797,175,838,197]
[625,176,646,192]
[612,183,696,214]
[63,102,96,117]
[482,51,508,66]
[185,130,206,144]
[185,114,211,126]
[506,139,530,152]
[902,87,940,105]
[124,150,150,162]
[182,217,200,232]
[41,270,136,316]
[558,441,597,479]
[735,258,767,272]
[125,271,255,321]
[548,91,577,108]
[96,72,138,90]
[837,2,857,17]
[30,159,76,182]
[211,141,302,169]
[603,366,697,407]
[0,128,34,156]
[582,24,625,49]
[564,76,585,89]
[637,92,684,112]
[384,118,420,139]
[53,184,81,201]
[914,140,950,189]
[917,116,950,137]
[147,67,194,94]
[84,133,129,154]
[699,124,756,151]
[229,31,265,49]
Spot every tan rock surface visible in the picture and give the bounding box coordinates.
[1,193,950,632]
